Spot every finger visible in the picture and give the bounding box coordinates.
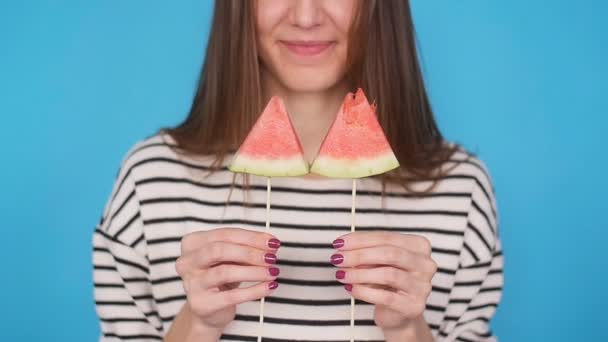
[348,284,425,319]
[199,264,280,289]
[214,281,279,311]
[181,228,280,254]
[189,281,279,317]
[219,282,241,291]
[335,267,432,297]
[178,242,278,273]
[333,232,432,256]
[331,246,437,278]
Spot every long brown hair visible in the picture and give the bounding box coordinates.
[166,0,461,191]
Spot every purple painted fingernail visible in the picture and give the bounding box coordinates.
[268,281,279,290]
[269,267,280,276]
[268,238,281,249]
[336,270,346,279]
[344,284,353,292]
[264,253,277,264]
[330,254,344,265]
[332,239,345,249]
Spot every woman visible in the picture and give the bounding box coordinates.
[93,0,503,341]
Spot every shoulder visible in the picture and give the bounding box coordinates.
[441,145,496,206]
[445,145,498,220]
[114,131,223,184]
[118,131,180,174]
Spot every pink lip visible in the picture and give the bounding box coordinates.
[281,40,334,56]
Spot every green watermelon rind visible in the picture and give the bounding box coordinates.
[310,152,399,179]
[229,154,309,177]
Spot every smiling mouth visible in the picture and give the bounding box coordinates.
[280,40,335,56]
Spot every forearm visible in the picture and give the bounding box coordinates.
[383,316,434,342]
[164,304,223,342]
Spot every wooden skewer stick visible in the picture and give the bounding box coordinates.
[350,178,357,342]
[258,177,272,342]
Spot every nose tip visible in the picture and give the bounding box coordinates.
[292,0,321,29]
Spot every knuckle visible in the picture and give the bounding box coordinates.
[215,228,231,241]
[343,269,353,282]
[248,248,260,264]
[181,277,191,294]
[180,232,196,253]
[387,247,401,263]
[419,237,432,255]
[379,290,394,306]
[383,268,399,287]
[411,299,426,316]
[381,231,393,243]
[209,242,223,262]
[223,288,241,304]
[428,259,438,274]
[175,256,188,277]
[421,282,433,297]
[348,251,359,266]
[213,264,229,281]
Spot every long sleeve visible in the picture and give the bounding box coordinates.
[92,150,163,341]
[437,161,504,341]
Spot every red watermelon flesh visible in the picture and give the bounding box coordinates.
[310,88,399,178]
[229,96,309,177]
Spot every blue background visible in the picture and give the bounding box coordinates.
[1,0,606,340]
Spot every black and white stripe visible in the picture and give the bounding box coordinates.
[93,134,503,341]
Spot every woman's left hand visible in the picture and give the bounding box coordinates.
[330,231,437,332]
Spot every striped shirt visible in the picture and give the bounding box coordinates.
[93,133,503,341]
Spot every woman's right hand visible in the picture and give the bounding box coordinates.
[174,227,281,336]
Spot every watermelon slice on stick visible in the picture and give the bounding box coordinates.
[311,88,400,342]
[311,88,399,178]
[228,96,308,342]
[229,96,309,177]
